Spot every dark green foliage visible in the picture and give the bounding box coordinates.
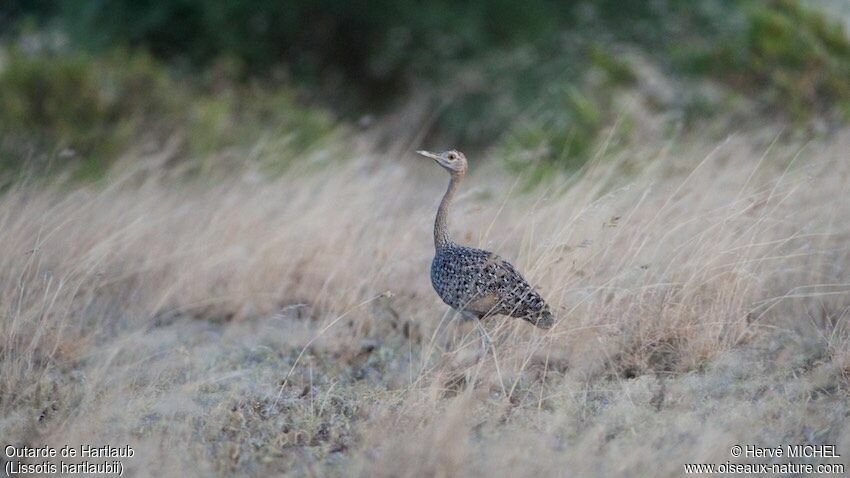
[2,0,849,179]
[13,1,745,101]
[0,51,337,180]
[673,0,850,120]
[0,0,56,33]
[485,0,850,173]
[0,51,176,178]
[54,0,563,104]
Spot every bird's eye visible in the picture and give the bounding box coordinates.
[448,153,456,160]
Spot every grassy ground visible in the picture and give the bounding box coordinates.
[1,129,849,476]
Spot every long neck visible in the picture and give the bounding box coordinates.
[434,173,462,249]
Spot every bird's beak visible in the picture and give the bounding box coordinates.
[416,150,441,161]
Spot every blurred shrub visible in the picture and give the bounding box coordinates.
[494,47,637,176]
[0,0,56,33]
[53,0,562,106]
[675,0,850,120]
[20,2,746,98]
[0,50,177,178]
[9,1,849,116]
[487,0,850,175]
[2,0,849,179]
[185,85,338,164]
[0,50,338,179]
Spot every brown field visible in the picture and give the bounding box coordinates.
[1,131,849,476]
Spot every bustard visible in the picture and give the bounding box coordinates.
[417,149,554,346]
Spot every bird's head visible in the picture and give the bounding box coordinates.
[416,149,467,175]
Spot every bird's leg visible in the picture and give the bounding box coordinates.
[460,311,491,353]
[458,310,475,322]
[473,316,493,355]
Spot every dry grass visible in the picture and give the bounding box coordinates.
[1,130,849,476]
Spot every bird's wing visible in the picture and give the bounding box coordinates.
[458,250,530,314]
[465,292,504,317]
[490,253,552,320]
[453,248,552,327]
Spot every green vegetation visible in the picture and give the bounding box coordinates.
[677,0,850,120]
[1,0,849,179]
[485,0,850,172]
[0,51,338,180]
[0,51,176,178]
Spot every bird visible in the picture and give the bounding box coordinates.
[416,149,554,346]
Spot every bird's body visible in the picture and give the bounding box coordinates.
[417,149,553,330]
[431,243,553,327]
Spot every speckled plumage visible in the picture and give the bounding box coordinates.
[431,243,553,328]
[418,149,553,329]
